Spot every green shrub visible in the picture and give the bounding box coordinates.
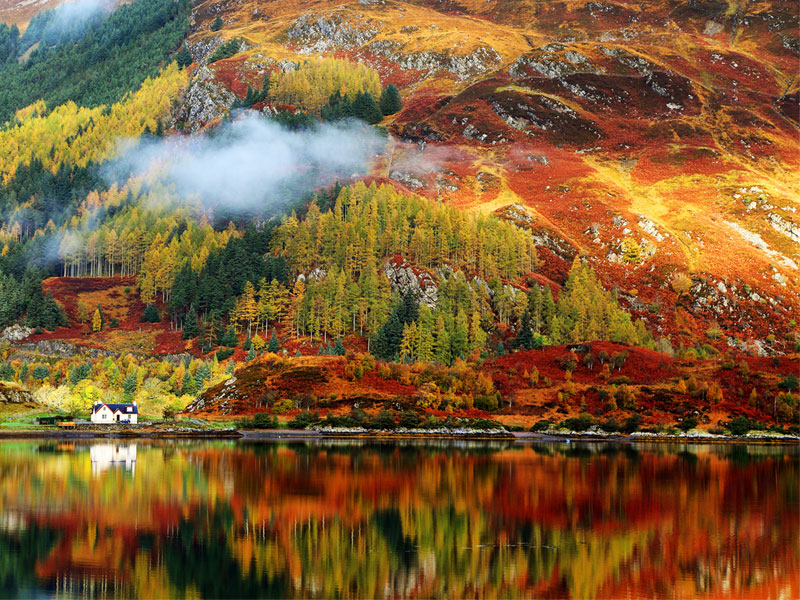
[621,414,642,433]
[215,348,234,361]
[370,409,397,430]
[599,418,620,433]
[560,414,594,431]
[531,419,553,432]
[287,411,320,429]
[778,374,799,392]
[728,416,751,436]
[677,416,698,432]
[398,410,423,428]
[474,393,500,411]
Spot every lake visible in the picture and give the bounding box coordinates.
[0,439,796,599]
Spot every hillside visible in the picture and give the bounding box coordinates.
[168,0,800,354]
[0,0,796,429]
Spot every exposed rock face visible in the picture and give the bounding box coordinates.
[510,44,603,78]
[186,37,225,64]
[288,11,379,52]
[176,65,237,132]
[370,42,501,80]
[1,325,32,343]
[384,256,438,308]
[8,340,192,364]
[769,213,800,244]
[0,382,34,404]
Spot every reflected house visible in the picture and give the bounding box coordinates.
[90,444,137,475]
[90,401,138,424]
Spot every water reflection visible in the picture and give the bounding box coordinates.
[90,444,137,476]
[0,440,796,599]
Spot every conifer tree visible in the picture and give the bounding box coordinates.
[210,15,223,31]
[183,305,199,339]
[379,84,402,115]
[268,330,281,353]
[352,91,383,124]
[176,46,192,69]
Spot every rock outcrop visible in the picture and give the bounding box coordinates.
[384,256,439,308]
[176,65,237,132]
[0,382,34,404]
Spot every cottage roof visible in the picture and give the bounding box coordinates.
[92,403,138,415]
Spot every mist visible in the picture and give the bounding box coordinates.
[106,114,386,214]
[23,0,117,49]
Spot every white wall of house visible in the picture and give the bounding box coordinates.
[90,405,138,424]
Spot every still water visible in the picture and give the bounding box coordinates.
[0,439,796,599]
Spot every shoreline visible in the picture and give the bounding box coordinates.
[0,428,797,444]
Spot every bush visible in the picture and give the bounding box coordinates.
[209,38,241,63]
[474,393,500,411]
[271,398,294,414]
[370,409,396,430]
[215,348,234,361]
[599,418,620,433]
[609,375,631,385]
[621,414,642,434]
[398,410,423,428]
[778,374,799,392]
[560,414,594,431]
[728,415,751,436]
[677,416,698,432]
[287,411,320,429]
[531,419,553,432]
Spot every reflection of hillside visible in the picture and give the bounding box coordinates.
[0,441,796,598]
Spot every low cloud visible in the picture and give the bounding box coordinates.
[106,114,386,213]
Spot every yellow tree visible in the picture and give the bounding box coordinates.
[92,308,103,333]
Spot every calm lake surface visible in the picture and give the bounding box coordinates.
[0,439,796,599]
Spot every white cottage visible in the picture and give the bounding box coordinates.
[90,401,138,424]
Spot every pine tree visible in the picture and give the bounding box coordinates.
[123,372,137,402]
[517,310,535,350]
[352,91,383,124]
[268,330,281,353]
[333,338,345,356]
[142,304,160,323]
[183,305,199,339]
[182,370,196,395]
[379,84,402,115]
[210,15,223,31]
[176,46,192,69]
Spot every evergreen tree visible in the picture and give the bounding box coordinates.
[210,15,224,31]
[352,91,383,124]
[176,46,192,69]
[268,330,281,353]
[242,332,252,350]
[122,372,137,402]
[220,325,238,347]
[516,310,535,350]
[333,338,345,356]
[247,347,257,361]
[181,369,196,395]
[379,84,402,115]
[183,305,199,339]
[142,303,160,323]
